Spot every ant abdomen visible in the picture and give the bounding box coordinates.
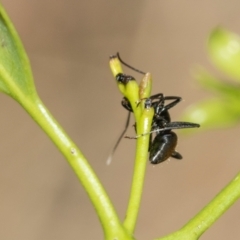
[149,131,179,164]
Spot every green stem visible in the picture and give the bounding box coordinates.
[157,172,240,240]
[124,107,154,233]
[18,94,131,240]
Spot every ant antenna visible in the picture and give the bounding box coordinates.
[117,52,146,75]
[106,111,131,165]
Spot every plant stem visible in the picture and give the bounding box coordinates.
[18,94,131,240]
[124,107,154,233]
[157,172,240,240]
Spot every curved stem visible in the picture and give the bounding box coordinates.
[18,94,131,240]
[157,172,240,240]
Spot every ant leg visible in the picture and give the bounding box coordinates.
[162,121,200,131]
[161,96,182,112]
[148,93,181,106]
[147,122,199,134]
[119,92,181,119]
[129,93,165,112]
[148,94,181,114]
[149,93,165,107]
[127,121,200,139]
[149,93,164,101]
[171,151,182,160]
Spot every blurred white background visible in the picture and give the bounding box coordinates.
[0,1,240,239]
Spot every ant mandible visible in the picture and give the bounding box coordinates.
[110,53,200,164]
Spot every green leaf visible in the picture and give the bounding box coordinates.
[208,27,240,81]
[182,98,240,130]
[0,4,36,101]
[196,69,240,102]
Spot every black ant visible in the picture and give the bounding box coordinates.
[109,53,200,164]
[122,94,200,164]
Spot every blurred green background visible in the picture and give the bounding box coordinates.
[0,1,239,239]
